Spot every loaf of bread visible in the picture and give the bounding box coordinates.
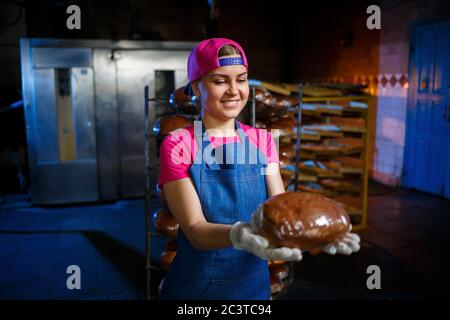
[170,87,200,115]
[298,182,337,197]
[253,192,351,250]
[160,251,177,270]
[298,160,341,177]
[255,103,278,123]
[253,87,275,107]
[300,138,363,156]
[269,263,290,281]
[319,179,361,194]
[279,154,289,168]
[270,273,284,294]
[156,115,193,136]
[279,144,296,159]
[272,94,298,109]
[153,208,179,238]
[269,117,296,137]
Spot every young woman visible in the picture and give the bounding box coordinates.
[157,38,360,300]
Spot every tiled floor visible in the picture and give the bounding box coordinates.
[0,181,449,300]
[0,197,151,300]
[278,182,450,299]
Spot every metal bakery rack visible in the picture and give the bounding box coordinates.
[144,82,370,299]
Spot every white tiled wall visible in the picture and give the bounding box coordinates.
[372,77,408,186]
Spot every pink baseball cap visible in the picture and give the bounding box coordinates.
[184,38,248,95]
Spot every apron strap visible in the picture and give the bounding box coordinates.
[193,116,221,169]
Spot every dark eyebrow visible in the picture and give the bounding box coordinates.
[208,72,248,79]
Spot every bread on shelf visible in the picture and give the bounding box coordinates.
[270,273,285,295]
[315,104,343,115]
[319,178,362,194]
[329,117,366,133]
[269,263,290,281]
[279,144,297,159]
[252,86,298,110]
[334,157,364,174]
[331,137,364,154]
[153,208,179,238]
[343,100,368,113]
[301,86,343,97]
[280,160,317,181]
[296,103,322,117]
[272,93,299,110]
[297,182,337,197]
[279,154,293,169]
[252,86,275,106]
[302,124,343,138]
[297,173,318,182]
[160,251,177,270]
[255,101,276,115]
[298,129,321,141]
[260,82,291,96]
[170,87,200,115]
[269,117,297,137]
[301,138,363,156]
[250,85,368,232]
[298,160,342,178]
[269,262,291,296]
[155,115,193,136]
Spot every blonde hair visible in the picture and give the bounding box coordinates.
[218,44,241,57]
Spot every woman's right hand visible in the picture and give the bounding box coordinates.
[230,222,303,261]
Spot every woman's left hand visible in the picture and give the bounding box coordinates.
[322,230,361,256]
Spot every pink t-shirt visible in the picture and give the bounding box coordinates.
[158,122,279,188]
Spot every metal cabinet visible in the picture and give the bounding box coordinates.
[20,39,194,204]
[115,49,188,198]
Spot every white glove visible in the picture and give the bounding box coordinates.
[323,227,361,255]
[230,222,302,261]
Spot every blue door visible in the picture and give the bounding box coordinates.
[403,19,450,199]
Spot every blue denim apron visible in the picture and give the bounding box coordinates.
[159,120,270,300]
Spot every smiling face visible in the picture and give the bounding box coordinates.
[192,54,249,121]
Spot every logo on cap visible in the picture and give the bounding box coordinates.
[218,57,244,66]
